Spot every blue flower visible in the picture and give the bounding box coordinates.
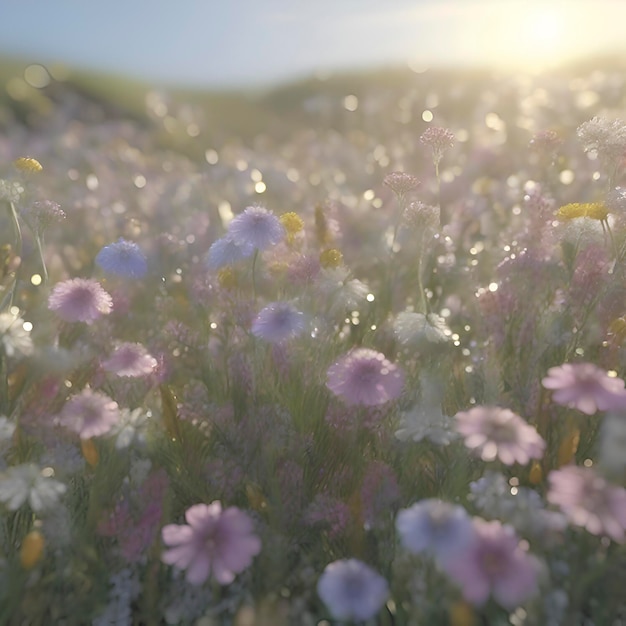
[317,559,388,622]
[227,205,285,251]
[251,302,305,343]
[205,236,254,270]
[95,239,147,279]
[396,499,475,562]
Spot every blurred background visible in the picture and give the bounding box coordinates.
[1,0,625,88]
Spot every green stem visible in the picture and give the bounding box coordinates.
[251,249,259,302]
[34,232,48,284]
[416,234,429,314]
[6,201,23,309]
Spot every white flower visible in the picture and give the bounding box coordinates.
[0,417,15,468]
[393,310,450,346]
[108,408,150,450]
[0,463,66,512]
[599,412,626,478]
[0,312,33,358]
[315,267,370,317]
[395,374,457,445]
[0,179,24,204]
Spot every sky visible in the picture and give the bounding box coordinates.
[0,0,624,87]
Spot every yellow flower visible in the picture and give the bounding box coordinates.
[449,600,477,626]
[14,157,43,173]
[320,248,343,268]
[608,316,626,344]
[20,530,45,569]
[557,202,608,221]
[217,267,237,289]
[280,212,304,237]
[81,438,99,467]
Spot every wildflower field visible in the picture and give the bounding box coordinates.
[1,59,626,625]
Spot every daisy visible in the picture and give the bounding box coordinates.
[161,501,261,585]
[441,518,539,609]
[455,406,545,465]
[542,363,626,415]
[0,463,66,513]
[0,311,33,357]
[547,465,626,543]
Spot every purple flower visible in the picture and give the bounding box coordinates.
[547,465,626,543]
[95,238,147,279]
[396,499,475,561]
[383,171,420,197]
[161,501,261,585]
[317,559,389,622]
[59,388,120,439]
[251,302,305,343]
[205,235,254,270]
[326,348,405,407]
[542,363,626,415]
[48,278,113,324]
[227,205,285,251]
[420,126,455,166]
[102,343,157,377]
[441,518,539,609]
[455,406,545,465]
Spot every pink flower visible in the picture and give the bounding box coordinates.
[326,348,405,407]
[441,518,539,609]
[455,406,545,465]
[161,502,261,585]
[383,171,420,197]
[102,342,157,377]
[59,388,120,439]
[542,363,626,415]
[547,465,626,543]
[48,278,113,324]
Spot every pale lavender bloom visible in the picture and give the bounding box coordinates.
[48,278,113,324]
[102,342,157,377]
[547,465,626,543]
[542,363,626,415]
[606,187,626,213]
[304,494,351,539]
[95,239,147,279]
[326,348,405,407]
[441,518,539,609]
[420,126,455,166]
[205,235,253,270]
[383,171,420,197]
[396,499,474,561]
[21,200,65,235]
[456,406,545,465]
[402,201,440,232]
[227,205,285,251]
[161,501,261,585]
[59,388,120,439]
[251,301,305,343]
[317,559,389,622]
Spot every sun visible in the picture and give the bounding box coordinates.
[475,1,578,70]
